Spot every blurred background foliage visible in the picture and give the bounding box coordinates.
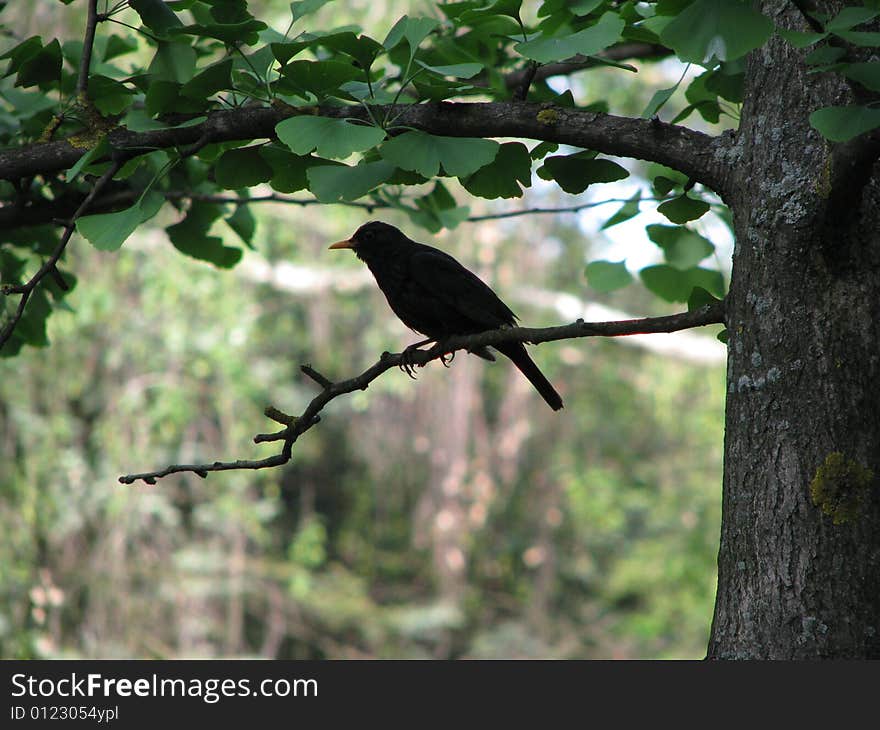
[0,0,727,659]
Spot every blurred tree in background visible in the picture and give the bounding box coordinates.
[1,169,725,656]
[7,0,874,660]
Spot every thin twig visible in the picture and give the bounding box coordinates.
[77,1,101,96]
[513,61,539,102]
[119,452,293,486]
[301,364,333,389]
[1,190,699,230]
[502,43,671,91]
[118,299,726,485]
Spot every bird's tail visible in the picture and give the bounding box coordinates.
[495,342,563,411]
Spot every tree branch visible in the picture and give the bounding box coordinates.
[512,61,539,102]
[0,101,732,196]
[503,42,673,91]
[77,0,100,97]
[118,299,726,485]
[789,0,824,34]
[0,161,122,350]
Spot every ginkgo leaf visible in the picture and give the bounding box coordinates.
[515,12,624,63]
[380,132,499,178]
[276,116,386,159]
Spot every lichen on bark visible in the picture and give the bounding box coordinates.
[809,452,874,525]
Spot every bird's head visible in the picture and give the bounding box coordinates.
[328,221,406,261]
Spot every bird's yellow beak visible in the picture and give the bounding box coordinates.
[328,238,354,250]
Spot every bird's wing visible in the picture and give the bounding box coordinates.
[408,246,517,329]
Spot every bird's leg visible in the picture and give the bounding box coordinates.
[399,337,435,379]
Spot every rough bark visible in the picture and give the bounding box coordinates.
[708,1,880,658]
[0,102,728,193]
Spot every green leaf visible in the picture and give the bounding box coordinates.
[340,80,397,103]
[687,286,721,311]
[681,71,721,123]
[461,142,532,199]
[130,0,184,36]
[834,30,880,46]
[661,0,773,63]
[67,137,109,181]
[14,38,61,88]
[776,28,827,48]
[840,62,880,92]
[318,32,384,70]
[149,39,197,83]
[307,160,394,201]
[537,153,629,194]
[145,81,199,117]
[640,264,724,302]
[657,194,710,224]
[203,0,251,23]
[214,147,274,188]
[642,83,678,118]
[600,191,641,229]
[825,7,879,32]
[809,105,880,142]
[530,141,559,160]
[180,58,233,98]
[290,0,334,25]
[380,132,500,178]
[646,224,714,268]
[704,64,744,104]
[585,260,633,292]
[225,205,256,247]
[76,192,165,251]
[804,44,846,66]
[166,201,242,268]
[1,36,44,76]
[278,59,362,97]
[384,16,439,58]
[88,75,135,115]
[271,39,314,65]
[0,249,26,283]
[103,34,140,61]
[276,116,385,159]
[515,12,624,63]
[260,146,341,193]
[458,0,523,22]
[13,287,51,347]
[414,60,484,78]
[652,175,679,196]
[0,86,57,119]
[410,76,477,102]
[572,0,605,14]
[171,19,268,45]
[405,181,470,232]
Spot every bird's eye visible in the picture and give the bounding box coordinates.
[362,230,374,241]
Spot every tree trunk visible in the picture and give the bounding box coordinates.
[708,2,880,658]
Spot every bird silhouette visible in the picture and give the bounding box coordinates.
[329,221,563,411]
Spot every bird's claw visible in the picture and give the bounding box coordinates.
[398,340,454,377]
[399,345,422,379]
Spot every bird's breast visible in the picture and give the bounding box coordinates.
[364,257,442,337]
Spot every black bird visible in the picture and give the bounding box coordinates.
[329,221,563,411]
